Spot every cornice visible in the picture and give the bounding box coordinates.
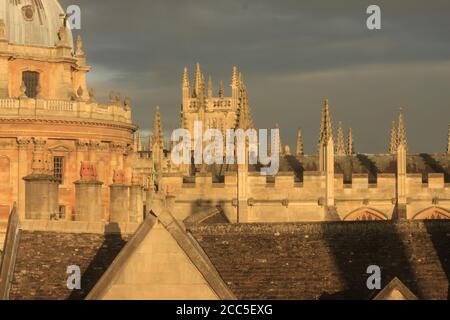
[0,52,78,64]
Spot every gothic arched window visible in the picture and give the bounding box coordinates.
[22,71,40,98]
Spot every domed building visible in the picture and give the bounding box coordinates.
[0,0,138,225]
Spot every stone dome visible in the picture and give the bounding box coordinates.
[0,0,73,49]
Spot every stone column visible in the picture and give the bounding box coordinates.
[74,162,103,222]
[23,138,59,220]
[109,169,129,223]
[129,172,143,223]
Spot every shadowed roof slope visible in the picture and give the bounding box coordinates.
[189,220,450,300]
[9,231,127,300]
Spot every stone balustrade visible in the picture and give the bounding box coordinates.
[0,98,132,124]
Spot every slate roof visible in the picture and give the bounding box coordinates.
[6,219,450,300]
[9,231,127,300]
[189,220,450,300]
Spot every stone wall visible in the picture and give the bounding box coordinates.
[159,171,450,223]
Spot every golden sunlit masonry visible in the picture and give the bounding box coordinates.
[0,0,449,301]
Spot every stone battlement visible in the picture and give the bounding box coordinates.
[159,171,450,223]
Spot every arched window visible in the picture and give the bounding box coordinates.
[413,207,450,220]
[22,71,40,98]
[343,207,388,221]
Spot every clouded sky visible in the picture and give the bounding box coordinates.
[60,0,450,153]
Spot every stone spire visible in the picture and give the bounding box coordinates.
[219,81,224,98]
[231,66,240,110]
[152,106,164,147]
[183,67,190,88]
[319,99,334,145]
[447,124,450,154]
[397,107,407,149]
[207,75,213,98]
[389,121,397,154]
[152,106,164,170]
[346,128,354,155]
[396,108,408,216]
[231,66,239,87]
[296,128,304,156]
[182,67,190,110]
[317,99,335,206]
[194,63,204,99]
[336,121,345,156]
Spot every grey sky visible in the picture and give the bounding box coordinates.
[60,0,450,153]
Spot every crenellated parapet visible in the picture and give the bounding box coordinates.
[156,170,450,223]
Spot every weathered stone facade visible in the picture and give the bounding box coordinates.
[0,0,138,226]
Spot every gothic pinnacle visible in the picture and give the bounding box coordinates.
[183,67,190,87]
[447,124,450,154]
[336,121,345,156]
[397,107,407,148]
[152,106,164,147]
[75,35,84,56]
[346,128,354,155]
[208,75,213,98]
[390,121,397,154]
[319,99,333,145]
[232,66,239,87]
[296,128,304,156]
[219,81,224,98]
[194,63,203,96]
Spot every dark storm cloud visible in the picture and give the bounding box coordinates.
[60,0,450,153]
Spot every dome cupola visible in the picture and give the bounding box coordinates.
[0,0,73,49]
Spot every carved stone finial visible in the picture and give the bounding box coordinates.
[76,86,84,101]
[57,24,67,45]
[109,91,116,103]
[20,81,27,98]
[75,35,85,56]
[113,169,126,184]
[116,93,122,106]
[124,96,131,111]
[88,87,95,101]
[284,145,291,156]
[35,83,43,99]
[80,162,98,181]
